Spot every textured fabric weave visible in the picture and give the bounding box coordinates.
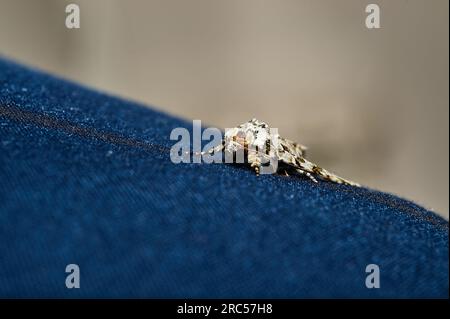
[0,58,448,298]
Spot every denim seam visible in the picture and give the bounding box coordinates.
[1,104,448,231]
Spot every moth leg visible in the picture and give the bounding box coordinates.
[296,168,318,183]
[248,152,262,176]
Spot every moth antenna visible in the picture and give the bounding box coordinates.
[296,168,318,183]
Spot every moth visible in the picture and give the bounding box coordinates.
[201,118,360,186]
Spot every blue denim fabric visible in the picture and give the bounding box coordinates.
[0,58,448,298]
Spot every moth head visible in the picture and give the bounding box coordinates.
[224,119,272,152]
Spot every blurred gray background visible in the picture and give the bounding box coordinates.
[0,0,448,218]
